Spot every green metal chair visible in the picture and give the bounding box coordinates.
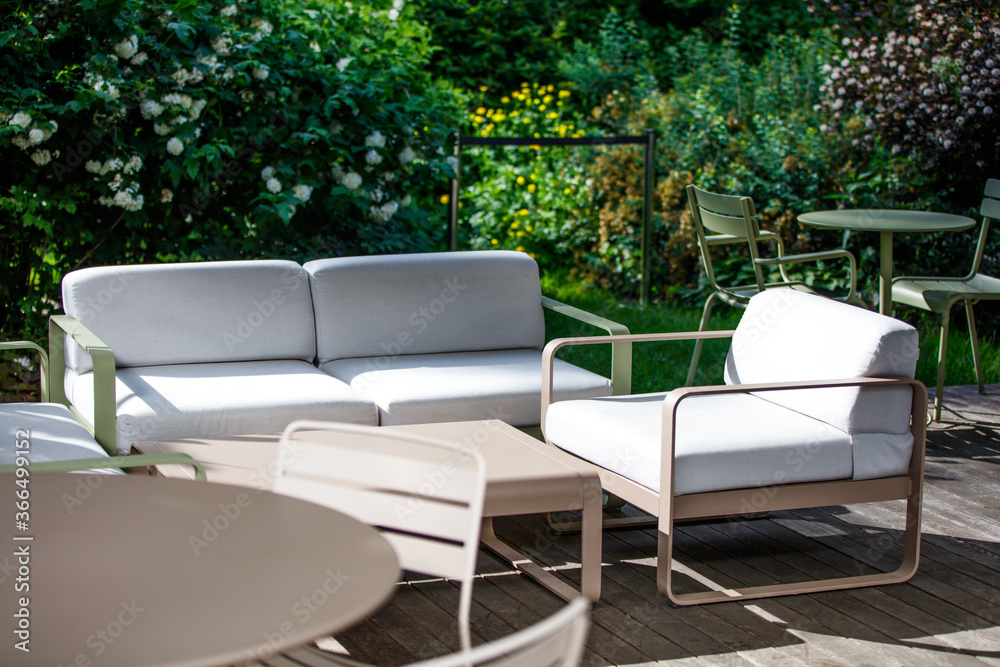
[891,178,1000,422]
[1,339,205,479]
[685,184,862,385]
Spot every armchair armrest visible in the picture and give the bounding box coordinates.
[48,315,117,457]
[541,296,632,395]
[755,248,859,303]
[0,452,207,481]
[541,329,737,430]
[0,341,49,401]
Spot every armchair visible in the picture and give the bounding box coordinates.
[542,289,926,605]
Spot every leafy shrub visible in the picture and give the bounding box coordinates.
[0,0,462,341]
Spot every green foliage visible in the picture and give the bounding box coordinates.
[1,0,463,340]
[458,84,599,272]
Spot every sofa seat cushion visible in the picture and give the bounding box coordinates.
[545,391,858,496]
[68,360,378,454]
[0,403,123,474]
[323,349,613,427]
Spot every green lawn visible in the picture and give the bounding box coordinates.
[542,276,1000,395]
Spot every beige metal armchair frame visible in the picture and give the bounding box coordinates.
[542,330,926,606]
[892,178,1000,422]
[686,184,861,386]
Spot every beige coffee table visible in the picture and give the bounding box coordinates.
[133,419,602,602]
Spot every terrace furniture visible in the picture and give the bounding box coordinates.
[54,251,630,456]
[890,178,1000,421]
[274,420,486,653]
[798,206,976,317]
[542,289,927,605]
[0,473,399,667]
[132,419,604,603]
[0,339,204,476]
[268,597,591,667]
[685,184,861,385]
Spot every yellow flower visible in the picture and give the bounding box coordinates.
[546,84,555,92]
[516,230,525,237]
[522,118,530,124]
[533,98,541,105]
[474,115,484,123]
[475,106,486,115]
[516,176,526,185]
[517,208,529,216]
[516,246,526,253]
[538,104,546,111]
[490,238,499,245]
[563,187,572,195]
[439,194,449,204]
[557,125,567,137]
[492,113,506,122]
[510,220,520,229]
[543,95,553,104]
[529,173,536,180]
[546,111,558,119]
[558,90,571,98]
[479,85,488,92]
[501,96,510,104]
[525,225,533,232]
[527,184,536,193]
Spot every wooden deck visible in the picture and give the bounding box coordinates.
[323,385,1000,666]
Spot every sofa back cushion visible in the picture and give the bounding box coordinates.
[305,251,546,364]
[724,289,919,435]
[62,260,316,372]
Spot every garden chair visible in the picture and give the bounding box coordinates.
[891,178,1000,422]
[272,421,487,653]
[0,339,205,477]
[262,597,590,667]
[541,289,926,605]
[685,184,862,385]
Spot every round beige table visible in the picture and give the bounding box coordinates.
[0,473,399,667]
[797,209,975,316]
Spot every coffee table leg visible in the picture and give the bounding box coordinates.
[579,477,602,602]
[880,230,894,316]
[480,518,590,602]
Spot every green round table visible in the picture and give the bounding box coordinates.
[797,209,975,316]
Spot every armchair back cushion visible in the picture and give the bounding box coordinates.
[305,251,546,365]
[61,260,316,373]
[725,289,918,478]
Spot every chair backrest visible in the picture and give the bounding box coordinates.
[686,184,766,293]
[304,251,546,365]
[970,178,1000,275]
[413,597,591,667]
[725,290,918,439]
[273,421,487,653]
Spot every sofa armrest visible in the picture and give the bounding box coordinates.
[0,341,49,402]
[541,296,632,395]
[541,329,737,429]
[48,315,117,457]
[0,452,207,481]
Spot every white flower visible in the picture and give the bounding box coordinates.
[30,150,51,166]
[85,160,102,173]
[401,194,412,206]
[123,156,143,174]
[364,131,386,148]
[266,177,281,193]
[336,57,353,72]
[114,35,138,60]
[399,146,416,164]
[154,123,171,136]
[166,137,184,155]
[27,129,44,145]
[369,200,399,223]
[253,66,269,81]
[365,149,383,165]
[220,4,237,17]
[9,112,31,128]
[130,52,148,66]
[213,36,233,55]
[342,171,362,190]
[161,188,174,203]
[261,166,275,180]
[293,184,313,202]
[141,100,164,119]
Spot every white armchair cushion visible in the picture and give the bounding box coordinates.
[324,349,612,427]
[68,360,378,454]
[725,290,918,436]
[0,403,123,474]
[61,260,316,372]
[305,251,546,365]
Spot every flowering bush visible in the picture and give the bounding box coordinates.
[1,0,462,340]
[818,0,1000,198]
[459,84,599,271]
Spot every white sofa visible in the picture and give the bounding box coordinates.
[54,251,627,455]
